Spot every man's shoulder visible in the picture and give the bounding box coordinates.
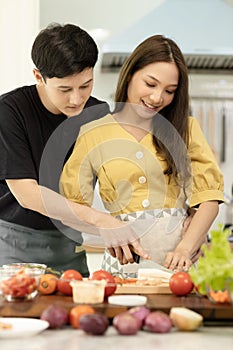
[85,96,108,107]
[84,96,110,115]
[0,85,36,104]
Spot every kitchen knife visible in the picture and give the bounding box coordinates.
[138,259,173,274]
[122,253,173,279]
[132,252,173,274]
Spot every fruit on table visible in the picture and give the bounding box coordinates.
[79,313,109,335]
[57,269,83,296]
[144,311,172,333]
[40,304,69,329]
[169,307,203,331]
[89,269,117,297]
[169,271,194,296]
[38,273,58,295]
[69,305,95,329]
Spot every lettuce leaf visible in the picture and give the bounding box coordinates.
[189,224,233,294]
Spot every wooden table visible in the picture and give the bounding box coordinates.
[1,293,232,323]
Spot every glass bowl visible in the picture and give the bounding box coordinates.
[206,279,233,304]
[0,264,46,301]
[2,262,47,272]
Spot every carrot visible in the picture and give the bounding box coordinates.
[38,273,58,294]
[209,290,231,303]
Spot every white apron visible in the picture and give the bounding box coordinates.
[101,208,187,275]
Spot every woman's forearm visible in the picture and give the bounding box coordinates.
[175,201,219,257]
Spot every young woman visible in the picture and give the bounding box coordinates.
[60,35,224,272]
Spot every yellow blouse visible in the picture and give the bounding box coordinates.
[60,114,224,216]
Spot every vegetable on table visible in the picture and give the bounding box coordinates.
[79,313,109,335]
[89,269,117,297]
[38,273,58,295]
[57,269,83,296]
[169,307,203,331]
[169,271,194,296]
[69,305,95,329]
[40,304,69,329]
[189,224,233,299]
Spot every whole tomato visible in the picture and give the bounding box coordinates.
[89,270,117,297]
[57,269,82,296]
[169,271,194,296]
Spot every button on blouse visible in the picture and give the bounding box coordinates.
[136,151,144,159]
[142,199,150,208]
[138,176,147,184]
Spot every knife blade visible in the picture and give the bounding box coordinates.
[122,252,173,279]
[138,259,173,274]
[131,252,172,274]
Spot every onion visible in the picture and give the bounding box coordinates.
[40,304,69,329]
[113,312,141,335]
[128,306,150,326]
[144,311,172,333]
[169,307,203,331]
[79,313,109,335]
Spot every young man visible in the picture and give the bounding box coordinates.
[0,23,147,275]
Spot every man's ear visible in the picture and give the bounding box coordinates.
[33,68,45,85]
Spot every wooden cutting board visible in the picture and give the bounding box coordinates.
[115,282,171,294]
[1,293,232,321]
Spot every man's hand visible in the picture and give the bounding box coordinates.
[108,239,150,265]
[99,222,150,265]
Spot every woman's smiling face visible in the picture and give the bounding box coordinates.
[126,61,179,119]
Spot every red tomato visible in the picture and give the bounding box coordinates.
[57,269,82,296]
[169,271,194,296]
[89,270,117,297]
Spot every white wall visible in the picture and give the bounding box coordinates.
[0,0,39,94]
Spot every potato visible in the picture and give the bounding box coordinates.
[169,307,203,331]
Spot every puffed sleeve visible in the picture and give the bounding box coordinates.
[59,129,94,206]
[187,117,224,207]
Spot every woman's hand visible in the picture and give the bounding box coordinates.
[163,249,192,271]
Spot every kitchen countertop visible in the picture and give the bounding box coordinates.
[1,325,233,350]
[1,292,232,349]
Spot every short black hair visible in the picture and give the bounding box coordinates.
[31,23,98,79]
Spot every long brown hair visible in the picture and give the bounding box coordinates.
[114,35,191,184]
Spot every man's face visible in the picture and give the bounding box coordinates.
[34,68,94,117]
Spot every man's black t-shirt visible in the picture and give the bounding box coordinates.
[0,85,109,229]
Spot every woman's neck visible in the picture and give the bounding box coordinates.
[113,108,153,142]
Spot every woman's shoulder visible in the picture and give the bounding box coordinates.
[80,113,114,134]
[187,116,203,133]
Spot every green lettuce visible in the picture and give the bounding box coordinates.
[189,224,233,295]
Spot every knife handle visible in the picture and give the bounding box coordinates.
[131,251,140,263]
